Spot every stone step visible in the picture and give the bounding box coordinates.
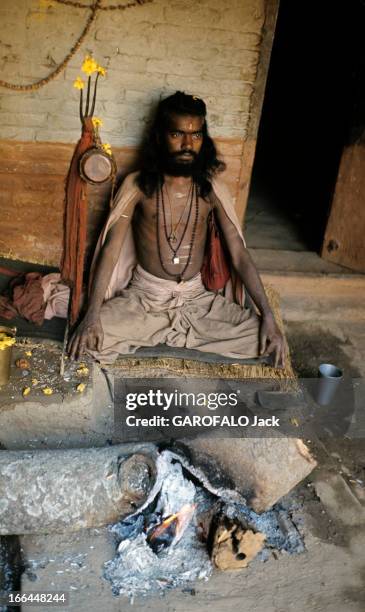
[250,248,362,275]
[260,272,365,322]
[249,248,365,321]
[261,272,365,322]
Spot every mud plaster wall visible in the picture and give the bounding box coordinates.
[0,0,276,266]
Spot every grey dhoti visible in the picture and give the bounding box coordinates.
[89,265,260,364]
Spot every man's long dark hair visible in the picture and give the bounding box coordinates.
[136,91,226,199]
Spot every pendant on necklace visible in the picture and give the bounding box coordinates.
[173,256,180,265]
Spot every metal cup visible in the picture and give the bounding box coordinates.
[316,363,343,406]
[0,325,17,387]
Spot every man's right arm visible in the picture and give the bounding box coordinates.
[68,191,140,360]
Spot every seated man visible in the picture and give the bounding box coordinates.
[68,92,285,366]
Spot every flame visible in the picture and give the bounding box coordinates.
[149,514,178,542]
[148,504,197,546]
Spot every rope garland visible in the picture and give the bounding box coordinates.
[54,0,153,10]
[0,0,153,91]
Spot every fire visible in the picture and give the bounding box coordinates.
[147,504,197,553]
[149,513,178,542]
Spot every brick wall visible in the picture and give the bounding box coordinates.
[0,0,275,265]
[0,0,264,144]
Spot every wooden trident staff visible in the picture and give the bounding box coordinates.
[59,56,111,375]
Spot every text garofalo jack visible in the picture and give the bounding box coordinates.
[123,389,280,428]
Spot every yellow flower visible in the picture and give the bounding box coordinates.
[97,64,106,77]
[0,333,15,351]
[73,76,85,90]
[81,55,98,77]
[43,387,53,395]
[77,365,89,376]
[92,116,103,129]
[22,387,31,397]
[76,383,86,393]
[102,142,112,156]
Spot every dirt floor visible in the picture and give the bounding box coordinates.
[1,293,365,611]
[17,440,365,612]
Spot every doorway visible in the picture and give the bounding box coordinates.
[245,0,362,254]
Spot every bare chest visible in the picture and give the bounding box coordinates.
[132,186,213,279]
[134,190,211,235]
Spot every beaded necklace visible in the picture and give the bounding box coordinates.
[156,178,199,279]
[163,180,193,244]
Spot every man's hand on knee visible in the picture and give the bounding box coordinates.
[259,313,286,368]
[68,314,104,361]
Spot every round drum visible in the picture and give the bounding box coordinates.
[79,147,116,184]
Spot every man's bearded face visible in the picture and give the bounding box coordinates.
[162,113,205,176]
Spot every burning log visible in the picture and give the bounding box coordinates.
[146,504,196,554]
[0,444,157,535]
[172,437,317,512]
[147,514,179,554]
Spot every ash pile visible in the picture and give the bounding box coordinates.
[104,448,306,601]
[0,435,316,604]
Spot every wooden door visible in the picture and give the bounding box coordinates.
[321,141,365,272]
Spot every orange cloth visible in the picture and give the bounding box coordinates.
[60,117,94,325]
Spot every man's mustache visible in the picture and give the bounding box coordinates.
[172,150,198,159]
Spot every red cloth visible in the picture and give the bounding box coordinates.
[0,296,17,320]
[0,272,46,325]
[201,209,230,292]
[60,118,94,325]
